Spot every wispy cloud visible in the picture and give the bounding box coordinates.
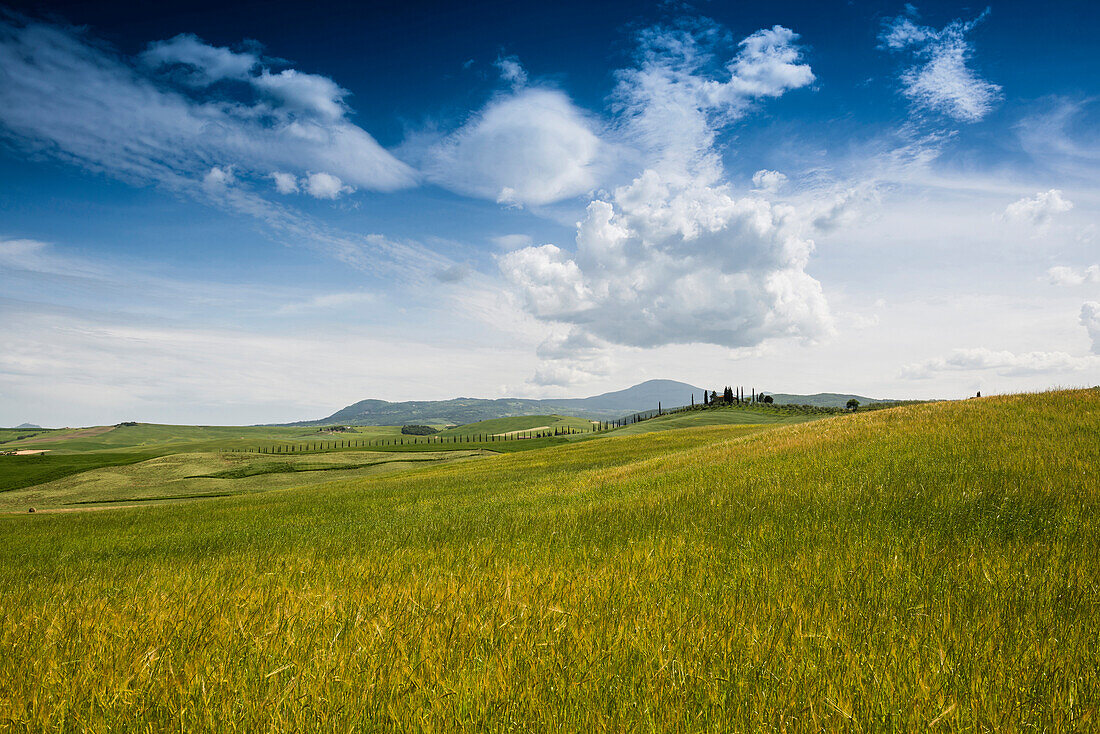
[613,21,814,182]
[879,8,1001,123]
[0,18,415,191]
[276,292,377,314]
[0,15,443,277]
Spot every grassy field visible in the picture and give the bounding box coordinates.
[436,414,596,437]
[0,449,492,512]
[0,452,159,494]
[603,404,815,436]
[0,423,414,455]
[0,391,1097,730]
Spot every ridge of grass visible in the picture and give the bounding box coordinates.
[188,455,459,480]
[0,452,158,493]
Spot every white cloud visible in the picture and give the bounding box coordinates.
[252,68,349,121]
[0,19,449,277]
[1083,302,1100,354]
[0,18,416,196]
[304,171,353,199]
[752,169,787,192]
[1047,265,1100,286]
[140,33,257,84]
[0,308,530,425]
[0,238,50,269]
[500,168,833,350]
[880,9,1001,123]
[1003,189,1074,230]
[202,165,235,193]
[810,184,879,233]
[613,22,814,182]
[528,327,613,386]
[424,87,603,207]
[901,347,1100,378]
[271,171,299,194]
[494,56,527,89]
[499,22,828,369]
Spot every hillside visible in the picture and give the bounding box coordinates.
[297,379,708,425]
[295,379,892,426]
[1,390,1096,729]
[763,391,887,407]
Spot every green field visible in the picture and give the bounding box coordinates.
[0,449,492,512]
[0,391,1097,730]
[436,414,596,437]
[0,418,601,494]
[0,423,412,455]
[603,404,814,435]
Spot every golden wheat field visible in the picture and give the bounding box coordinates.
[1,391,1097,731]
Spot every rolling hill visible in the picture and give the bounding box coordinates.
[294,379,709,426]
[293,380,901,426]
[763,391,888,407]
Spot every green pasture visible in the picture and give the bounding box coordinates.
[0,449,491,512]
[0,391,1096,730]
[1,423,412,455]
[603,404,816,435]
[0,452,159,494]
[435,414,596,437]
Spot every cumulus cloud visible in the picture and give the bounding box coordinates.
[1003,189,1074,230]
[901,347,1100,378]
[0,17,416,197]
[498,21,829,372]
[1048,265,1100,286]
[271,171,299,194]
[202,165,235,193]
[1083,302,1100,353]
[752,169,787,192]
[304,171,353,199]
[880,8,1001,122]
[529,328,613,386]
[500,168,833,350]
[424,87,603,207]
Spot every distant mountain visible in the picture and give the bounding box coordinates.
[286,381,898,427]
[13,423,41,429]
[763,392,889,408]
[291,379,708,426]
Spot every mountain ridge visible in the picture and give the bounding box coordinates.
[282,380,892,427]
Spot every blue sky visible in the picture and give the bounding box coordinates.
[1,0,1098,425]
